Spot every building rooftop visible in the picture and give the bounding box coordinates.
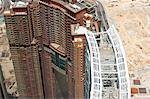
[47,0,96,13]
[74,37,83,42]
[79,0,96,9]
[12,1,28,8]
[50,0,86,13]
[74,25,87,35]
[50,43,66,56]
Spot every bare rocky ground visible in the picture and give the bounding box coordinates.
[0,20,18,96]
[104,0,150,71]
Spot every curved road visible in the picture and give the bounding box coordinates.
[96,1,109,31]
[93,0,131,99]
[0,0,12,15]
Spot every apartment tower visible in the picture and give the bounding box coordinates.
[4,0,96,99]
[73,35,86,99]
[4,2,44,98]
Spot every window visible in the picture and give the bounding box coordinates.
[131,88,138,94]
[139,88,147,94]
[133,80,141,85]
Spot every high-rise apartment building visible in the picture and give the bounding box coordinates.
[4,2,44,99]
[4,0,130,99]
[72,35,86,99]
[4,0,90,98]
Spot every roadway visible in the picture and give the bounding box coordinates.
[0,0,12,15]
[94,0,131,99]
[96,0,109,31]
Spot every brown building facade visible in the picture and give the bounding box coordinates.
[73,36,86,99]
[5,0,96,99]
[4,3,45,99]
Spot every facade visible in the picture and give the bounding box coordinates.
[4,2,45,99]
[4,0,130,99]
[73,35,86,99]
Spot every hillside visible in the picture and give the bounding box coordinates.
[101,0,150,71]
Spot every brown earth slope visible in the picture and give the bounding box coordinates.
[101,0,150,71]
